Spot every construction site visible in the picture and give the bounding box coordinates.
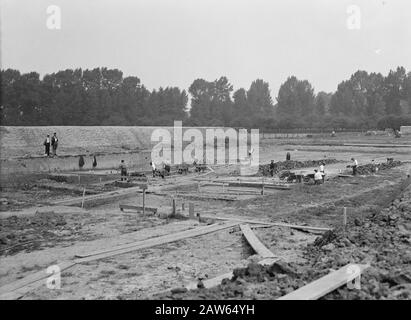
[0,126,410,300]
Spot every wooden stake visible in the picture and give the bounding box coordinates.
[189,203,194,219]
[172,198,176,216]
[81,188,86,208]
[142,189,146,216]
[343,207,347,230]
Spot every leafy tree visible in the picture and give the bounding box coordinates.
[383,67,406,115]
[314,94,326,115]
[277,76,315,117]
[247,79,273,116]
[1,66,410,129]
[188,77,233,125]
[402,72,411,113]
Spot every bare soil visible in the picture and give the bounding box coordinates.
[0,133,410,299]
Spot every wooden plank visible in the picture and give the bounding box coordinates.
[240,224,276,258]
[201,215,331,232]
[2,223,237,299]
[119,204,157,213]
[74,221,239,262]
[0,261,75,298]
[278,264,369,300]
[193,179,291,190]
[226,181,290,190]
[52,186,144,206]
[176,194,237,201]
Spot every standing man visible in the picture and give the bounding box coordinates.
[51,132,59,157]
[269,160,275,177]
[44,134,51,157]
[119,160,127,181]
[92,155,98,169]
[319,162,325,183]
[351,158,358,175]
[150,161,156,177]
[371,160,376,174]
[314,169,323,185]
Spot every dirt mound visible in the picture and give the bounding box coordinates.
[356,160,402,175]
[306,183,411,299]
[160,179,411,300]
[158,260,314,300]
[259,159,340,177]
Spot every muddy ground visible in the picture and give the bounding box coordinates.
[0,133,410,299]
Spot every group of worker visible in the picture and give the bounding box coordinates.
[150,161,171,178]
[314,158,360,184]
[119,156,361,182]
[118,159,172,181]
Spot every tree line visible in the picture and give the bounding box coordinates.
[1,66,411,130]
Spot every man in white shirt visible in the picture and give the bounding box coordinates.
[319,162,325,182]
[151,161,156,177]
[351,158,358,175]
[314,169,323,185]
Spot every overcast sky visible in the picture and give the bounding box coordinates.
[1,0,410,97]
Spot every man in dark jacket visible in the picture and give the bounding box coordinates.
[44,135,51,156]
[269,160,276,177]
[119,160,127,181]
[51,133,59,156]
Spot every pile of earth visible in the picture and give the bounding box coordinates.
[159,180,411,300]
[156,259,331,300]
[314,182,411,299]
[259,159,340,177]
[0,210,86,256]
[355,160,402,175]
[298,180,411,299]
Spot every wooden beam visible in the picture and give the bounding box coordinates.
[1,222,239,299]
[119,204,157,213]
[176,194,237,201]
[53,186,144,207]
[278,264,369,300]
[193,179,291,190]
[240,224,276,258]
[201,215,331,232]
[74,221,239,262]
[226,181,290,190]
